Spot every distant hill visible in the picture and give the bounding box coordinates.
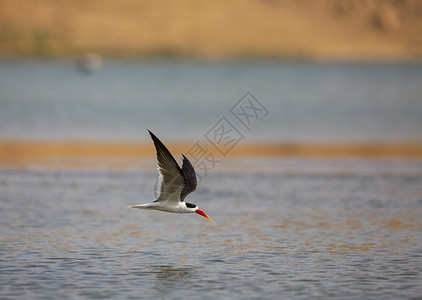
[0,0,421,60]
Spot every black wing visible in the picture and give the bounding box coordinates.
[180,154,197,201]
[148,130,185,201]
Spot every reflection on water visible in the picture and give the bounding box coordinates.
[0,158,422,299]
[153,265,196,291]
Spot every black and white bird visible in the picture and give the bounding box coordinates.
[129,130,214,223]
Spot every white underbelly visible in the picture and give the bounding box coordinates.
[148,202,192,213]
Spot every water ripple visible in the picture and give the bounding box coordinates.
[1,160,422,299]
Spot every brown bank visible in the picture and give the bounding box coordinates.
[1,141,422,169]
[0,0,421,60]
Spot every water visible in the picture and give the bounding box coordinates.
[0,60,421,142]
[1,60,422,298]
[1,158,422,299]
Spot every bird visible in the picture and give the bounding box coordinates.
[129,130,214,223]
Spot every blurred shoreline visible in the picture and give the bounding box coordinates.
[1,140,422,169]
[1,0,421,61]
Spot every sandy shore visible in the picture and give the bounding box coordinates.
[1,140,422,169]
[0,0,421,60]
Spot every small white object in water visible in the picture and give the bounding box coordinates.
[77,53,103,74]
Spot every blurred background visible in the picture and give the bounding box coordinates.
[0,0,422,167]
[1,0,422,59]
[1,1,422,299]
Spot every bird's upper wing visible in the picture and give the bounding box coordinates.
[180,155,197,201]
[149,130,185,203]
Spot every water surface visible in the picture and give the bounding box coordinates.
[0,60,421,142]
[1,158,421,299]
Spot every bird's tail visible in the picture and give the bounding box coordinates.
[128,204,150,209]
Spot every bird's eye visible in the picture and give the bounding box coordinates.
[186,203,196,208]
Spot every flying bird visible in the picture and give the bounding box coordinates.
[129,130,214,222]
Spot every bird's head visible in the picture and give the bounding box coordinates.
[186,202,214,223]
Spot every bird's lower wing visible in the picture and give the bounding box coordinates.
[154,172,184,204]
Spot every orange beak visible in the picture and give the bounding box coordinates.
[195,209,214,223]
